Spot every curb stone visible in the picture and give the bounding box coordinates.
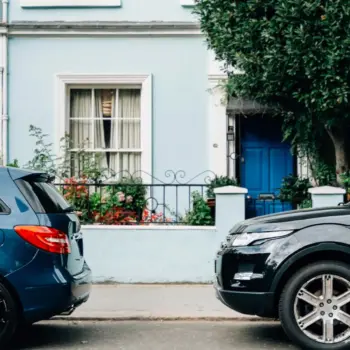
[53,316,277,322]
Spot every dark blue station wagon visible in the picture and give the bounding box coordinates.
[0,167,92,346]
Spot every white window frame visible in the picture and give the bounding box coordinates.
[180,0,195,6]
[21,0,121,7]
[55,74,153,182]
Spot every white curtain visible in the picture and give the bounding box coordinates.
[70,90,92,149]
[94,90,108,171]
[110,89,141,177]
[69,90,92,175]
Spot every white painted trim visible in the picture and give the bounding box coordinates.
[214,185,248,194]
[308,186,346,195]
[2,0,8,24]
[8,22,202,37]
[180,0,195,6]
[9,29,202,37]
[82,225,217,231]
[54,74,153,181]
[207,73,228,177]
[21,0,121,7]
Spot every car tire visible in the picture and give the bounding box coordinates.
[0,282,19,348]
[279,261,350,350]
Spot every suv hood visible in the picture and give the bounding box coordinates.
[229,205,350,234]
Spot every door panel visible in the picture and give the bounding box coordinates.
[269,148,293,193]
[241,148,265,194]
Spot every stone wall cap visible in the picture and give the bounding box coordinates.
[308,186,346,195]
[214,186,248,194]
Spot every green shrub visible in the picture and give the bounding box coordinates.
[184,191,214,226]
[206,176,237,199]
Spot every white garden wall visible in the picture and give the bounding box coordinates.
[82,225,218,283]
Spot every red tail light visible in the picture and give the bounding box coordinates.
[14,226,71,254]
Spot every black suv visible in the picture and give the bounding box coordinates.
[215,206,350,350]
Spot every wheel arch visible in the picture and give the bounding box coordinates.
[0,275,23,317]
[271,243,350,312]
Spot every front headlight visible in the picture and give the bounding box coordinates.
[231,230,294,247]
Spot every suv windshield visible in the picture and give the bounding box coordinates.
[16,178,72,214]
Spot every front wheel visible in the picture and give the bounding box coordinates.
[0,282,18,347]
[279,261,350,350]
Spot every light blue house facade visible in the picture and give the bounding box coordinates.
[0,0,310,216]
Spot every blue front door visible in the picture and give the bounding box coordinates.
[240,117,294,218]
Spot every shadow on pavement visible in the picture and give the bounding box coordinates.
[247,323,291,343]
[7,322,90,349]
[5,320,295,350]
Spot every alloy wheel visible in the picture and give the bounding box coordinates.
[294,274,350,344]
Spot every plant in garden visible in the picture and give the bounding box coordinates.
[57,133,110,181]
[24,125,59,177]
[105,177,147,215]
[279,175,312,203]
[195,0,350,183]
[299,198,312,209]
[312,161,337,186]
[83,188,138,225]
[62,176,90,221]
[206,175,237,199]
[6,159,20,168]
[62,177,148,225]
[141,209,173,224]
[184,191,214,226]
[72,182,147,225]
[340,171,350,193]
[19,126,110,182]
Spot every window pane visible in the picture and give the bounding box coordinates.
[70,120,93,148]
[70,89,93,148]
[94,119,117,149]
[70,152,109,178]
[110,152,141,177]
[118,89,141,149]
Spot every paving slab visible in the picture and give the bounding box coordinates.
[55,285,265,321]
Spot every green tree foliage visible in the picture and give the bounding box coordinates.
[195,0,350,181]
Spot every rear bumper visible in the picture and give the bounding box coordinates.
[7,259,92,324]
[214,282,275,317]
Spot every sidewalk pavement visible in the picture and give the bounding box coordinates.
[56,284,266,321]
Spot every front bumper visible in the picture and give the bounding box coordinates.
[214,235,299,317]
[214,281,275,317]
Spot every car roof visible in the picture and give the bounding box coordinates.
[0,166,47,180]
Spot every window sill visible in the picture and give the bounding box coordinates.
[21,0,121,7]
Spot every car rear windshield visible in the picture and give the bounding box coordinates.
[16,178,72,214]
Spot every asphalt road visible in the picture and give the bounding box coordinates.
[9,320,298,350]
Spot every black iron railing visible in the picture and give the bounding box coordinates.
[54,170,215,226]
[245,196,295,219]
